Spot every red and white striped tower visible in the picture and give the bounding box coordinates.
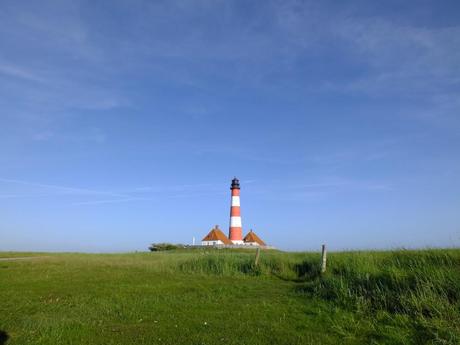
[229,177,244,244]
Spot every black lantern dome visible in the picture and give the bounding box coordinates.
[230,177,240,190]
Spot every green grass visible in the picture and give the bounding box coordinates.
[0,249,459,344]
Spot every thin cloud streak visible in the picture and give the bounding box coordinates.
[72,197,155,206]
[0,62,46,82]
[0,177,229,205]
[0,177,127,198]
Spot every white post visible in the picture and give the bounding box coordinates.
[321,244,327,273]
[254,247,261,267]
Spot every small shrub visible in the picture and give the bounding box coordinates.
[148,243,180,251]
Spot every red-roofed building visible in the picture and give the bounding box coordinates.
[201,225,233,246]
[243,229,266,246]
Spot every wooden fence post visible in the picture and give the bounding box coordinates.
[254,247,261,267]
[321,244,327,273]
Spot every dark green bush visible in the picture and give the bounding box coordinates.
[148,243,180,251]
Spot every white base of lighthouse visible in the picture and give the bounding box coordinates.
[231,240,244,245]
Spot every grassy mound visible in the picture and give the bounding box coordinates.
[0,249,459,344]
[166,248,460,343]
[298,250,460,344]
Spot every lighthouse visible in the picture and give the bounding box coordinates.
[228,177,244,244]
[200,177,269,247]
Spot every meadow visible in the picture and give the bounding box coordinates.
[0,248,459,345]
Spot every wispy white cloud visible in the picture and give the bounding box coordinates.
[1,0,458,128]
[0,177,127,198]
[334,22,460,98]
[243,175,393,202]
[32,131,55,141]
[293,177,392,192]
[31,128,107,143]
[0,177,228,205]
[72,197,155,206]
[0,63,46,82]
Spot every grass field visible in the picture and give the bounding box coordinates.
[0,249,459,345]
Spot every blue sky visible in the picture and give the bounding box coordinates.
[1,0,459,252]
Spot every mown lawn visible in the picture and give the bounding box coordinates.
[0,249,459,345]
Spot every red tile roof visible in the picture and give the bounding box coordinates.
[202,225,232,245]
[243,230,266,246]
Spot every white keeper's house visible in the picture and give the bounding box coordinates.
[201,225,266,247]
